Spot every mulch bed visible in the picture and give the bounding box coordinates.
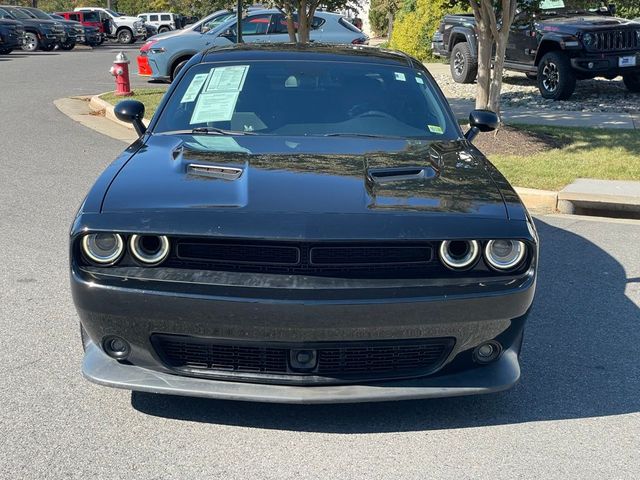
[472,125,569,156]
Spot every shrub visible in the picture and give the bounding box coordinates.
[389,0,468,61]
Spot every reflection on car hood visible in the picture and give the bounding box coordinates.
[102,135,507,219]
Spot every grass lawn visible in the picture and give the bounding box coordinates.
[478,125,640,191]
[101,88,639,191]
[101,87,167,119]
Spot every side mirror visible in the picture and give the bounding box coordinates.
[465,109,499,142]
[608,3,617,16]
[114,100,146,137]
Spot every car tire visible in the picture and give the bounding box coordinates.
[622,73,640,92]
[537,51,576,100]
[450,42,477,84]
[40,44,55,52]
[59,40,76,51]
[159,26,170,33]
[171,58,190,81]
[0,47,12,54]
[525,73,537,80]
[21,32,39,52]
[117,28,133,44]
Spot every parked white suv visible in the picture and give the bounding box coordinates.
[74,7,146,43]
[138,12,179,33]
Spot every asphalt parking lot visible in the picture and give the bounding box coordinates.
[1,47,639,479]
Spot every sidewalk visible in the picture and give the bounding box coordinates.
[424,63,639,129]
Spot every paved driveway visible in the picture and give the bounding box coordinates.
[1,47,639,479]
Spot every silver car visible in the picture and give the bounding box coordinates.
[137,9,369,81]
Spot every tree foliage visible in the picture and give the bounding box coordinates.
[368,0,401,37]
[390,0,467,60]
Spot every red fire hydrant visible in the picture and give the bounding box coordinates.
[109,52,133,97]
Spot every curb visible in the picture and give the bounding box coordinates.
[89,94,151,131]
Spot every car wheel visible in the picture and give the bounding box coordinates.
[525,73,537,80]
[0,47,12,54]
[117,28,132,44]
[171,58,190,81]
[537,51,576,100]
[59,40,76,51]
[159,26,169,33]
[622,73,640,92]
[21,32,39,52]
[450,42,477,84]
[40,44,55,52]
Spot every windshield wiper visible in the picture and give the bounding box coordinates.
[192,127,256,136]
[322,132,404,139]
[156,127,256,136]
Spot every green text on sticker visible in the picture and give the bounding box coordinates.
[428,125,444,134]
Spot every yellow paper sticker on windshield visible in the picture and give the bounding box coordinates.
[428,125,444,134]
[181,73,210,103]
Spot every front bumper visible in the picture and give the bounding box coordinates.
[571,52,640,74]
[73,260,535,402]
[83,341,521,404]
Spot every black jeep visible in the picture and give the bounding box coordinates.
[432,0,640,100]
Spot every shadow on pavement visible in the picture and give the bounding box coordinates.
[131,218,640,432]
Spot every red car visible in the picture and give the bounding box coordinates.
[55,10,105,42]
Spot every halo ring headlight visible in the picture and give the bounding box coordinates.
[81,233,124,265]
[484,240,526,271]
[439,240,480,270]
[129,234,170,266]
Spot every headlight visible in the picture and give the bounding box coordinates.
[129,234,170,266]
[82,233,124,265]
[439,240,480,270]
[484,240,526,271]
[583,33,595,46]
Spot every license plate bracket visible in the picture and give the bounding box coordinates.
[619,56,637,68]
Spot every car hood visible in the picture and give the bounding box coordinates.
[115,15,141,23]
[149,26,193,41]
[102,135,507,221]
[539,15,640,33]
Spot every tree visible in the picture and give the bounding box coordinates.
[369,0,401,38]
[267,0,361,43]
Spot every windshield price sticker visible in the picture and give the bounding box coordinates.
[205,65,249,92]
[394,72,406,82]
[190,91,240,124]
[180,73,210,103]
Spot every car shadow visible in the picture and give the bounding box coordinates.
[131,218,640,432]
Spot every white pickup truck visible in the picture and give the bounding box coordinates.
[74,7,146,43]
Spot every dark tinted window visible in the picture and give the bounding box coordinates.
[272,14,325,34]
[154,61,455,140]
[339,17,362,33]
[161,14,171,21]
[69,13,80,21]
[150,14,158,21]
[83,12,99,22]
[4,8,31,20]
[240,14,271,35]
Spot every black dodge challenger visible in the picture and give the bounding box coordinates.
[71,44,538,403]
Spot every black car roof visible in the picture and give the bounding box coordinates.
[200,43,419,69]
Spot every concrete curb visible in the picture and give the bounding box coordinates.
[89,94,151,131]
[514,187,558,214]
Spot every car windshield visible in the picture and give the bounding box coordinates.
[202,13,235,31]
[154,60,456,140]
[23,8,51,20]
[104,9,120,17]
[538,0,604,13]
[5,7,31,20]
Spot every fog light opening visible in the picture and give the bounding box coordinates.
[473,341,502,364]
[102,335,131,360]
[289,349,318,371]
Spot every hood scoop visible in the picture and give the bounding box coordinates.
[367,166,437,184]
[187,163,244,180]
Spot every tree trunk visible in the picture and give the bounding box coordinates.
[475,20,492,110]
[387,12,394,40]
[285,11,297,43]
[488,32,509,114]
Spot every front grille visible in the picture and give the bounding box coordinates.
[170,240,436,278]
[153,335,455,384]
[588,29,639,51]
